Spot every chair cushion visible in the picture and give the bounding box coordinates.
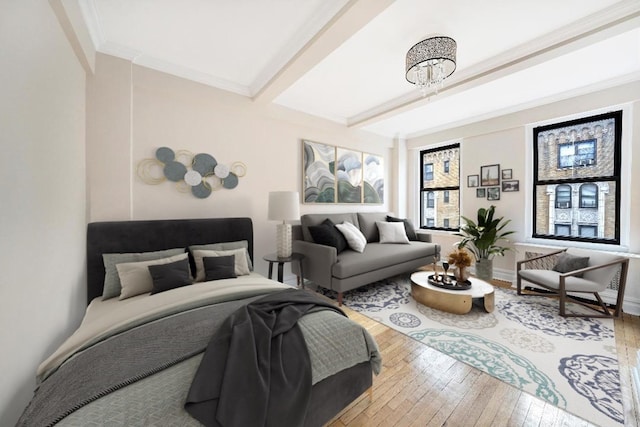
[518,269,606,293]
[566,248,624,285]
[552,252,590,277]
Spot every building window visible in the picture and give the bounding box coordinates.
[579,225,598,237]
[426,191,434,208]
[558,139,597,168]
[555,185,571,209]
[424,163,434,181]
[533,110,621,244]
[579,183,598,208]
[555,224,571,236]
[420,143,460,230]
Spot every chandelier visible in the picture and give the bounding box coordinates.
[406,36,457,96]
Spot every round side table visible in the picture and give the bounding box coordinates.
[263,253,305,287]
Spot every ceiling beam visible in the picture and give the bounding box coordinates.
[252,0,395,104]
[49,0,96,74]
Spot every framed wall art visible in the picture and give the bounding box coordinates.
[480,164,500,187]
[487,187,501,201]
[336,147,362,203]
[467,175,479,187]
[302,140,335,203]
[476,188,486,198]
[363,153,384,203]
[502,169,512,179]
[502,180,519,192]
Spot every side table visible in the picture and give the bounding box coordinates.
[263,252,305,287]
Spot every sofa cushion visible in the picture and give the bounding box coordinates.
[386,215,418,241]
[308,218,348,253]
[376,221,409,244]
[357,212,389,242]
[332,242,438,279]
[301,213,359,242]
[335,221,367,253]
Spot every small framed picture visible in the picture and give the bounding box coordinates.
[502,169,512,180]
[467,175,479,187]
[487,187,500,201]
[476,188,486,198]
[502,180,519,192]
[480,164,500,186]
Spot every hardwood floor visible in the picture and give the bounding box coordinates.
[326,280,640,427]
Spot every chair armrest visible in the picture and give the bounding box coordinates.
[292,240,337,288]
[516,249,567,271]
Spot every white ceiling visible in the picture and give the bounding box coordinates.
[74,0,640,139]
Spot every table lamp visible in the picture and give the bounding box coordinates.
[268,191,300,258]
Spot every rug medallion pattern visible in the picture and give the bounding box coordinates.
[318,275,623,426]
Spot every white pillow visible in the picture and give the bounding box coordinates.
[376,221,410,244]
[116,253,189,300]
[335,221,367,253]
[192,248,250,281]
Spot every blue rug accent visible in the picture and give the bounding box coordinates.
[317,274,623,426]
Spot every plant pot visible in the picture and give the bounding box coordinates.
[475,258,493,282]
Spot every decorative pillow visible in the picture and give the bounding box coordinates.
[203,255,237,281]
[552,252,590,278]
[308,218,348,253]
[102,248,185,299]
[335,221,367,253]
[148,258,193,295]
[386,215,418,241]
[116,253,189,300]
[376,221,410,244]
[189,240,253,271]
[192,248,250,281]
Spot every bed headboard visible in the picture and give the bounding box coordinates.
[86,217,253,305]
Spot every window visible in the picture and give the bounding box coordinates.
[555,185,571,209]
[579,225,598,237]
[424,163,434,181]
[533,110,621,244]
[420,143,460,230]
[579,183,598,208]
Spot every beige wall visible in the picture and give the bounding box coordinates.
[87,53,393,277]
[407,81,640,313]
[0,1,87,425]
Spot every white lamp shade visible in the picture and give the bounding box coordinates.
[268,191,300,221]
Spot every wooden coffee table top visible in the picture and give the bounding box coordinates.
[410,271,495,314]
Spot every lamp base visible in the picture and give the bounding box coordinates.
[276,223,292,258]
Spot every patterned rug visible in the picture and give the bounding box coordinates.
[317,274,624,426]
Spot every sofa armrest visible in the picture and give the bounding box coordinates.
[415,231,432,243]
[292,240,337,288]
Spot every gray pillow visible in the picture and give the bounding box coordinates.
[189,240,253,271]
[102,248,185,300]
[552,252,590,278]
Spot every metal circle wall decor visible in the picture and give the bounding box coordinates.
[137,147,246,199]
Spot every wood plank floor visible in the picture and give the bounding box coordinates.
[325,280,640,427]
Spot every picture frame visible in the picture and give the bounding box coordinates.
[467,175,479,187]
[487,187,500,201]
[480,164,500,186]
[502,180,519,192]
[502,169,512,180]
[476,188,486,198]
[302,140,336,203]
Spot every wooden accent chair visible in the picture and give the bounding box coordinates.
[516,248,629,318]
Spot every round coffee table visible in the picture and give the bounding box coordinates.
[410,271,495,314]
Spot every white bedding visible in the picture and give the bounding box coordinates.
[38,273,289,381]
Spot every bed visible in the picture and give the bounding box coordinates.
[17,217,380,426]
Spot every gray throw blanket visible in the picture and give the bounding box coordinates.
[185,288,345,427]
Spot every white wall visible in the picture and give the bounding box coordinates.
[0,1,86,425]
[87,54,394,280]
[407,81,640,313]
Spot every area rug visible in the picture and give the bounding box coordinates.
[317,274,623,426]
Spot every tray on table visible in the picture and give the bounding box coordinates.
[427,274,472,291]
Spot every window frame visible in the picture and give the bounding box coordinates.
[532,110,622,245]
[579,183,598,209]
[420,143,460,231]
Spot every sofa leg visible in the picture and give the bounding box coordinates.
[337,292,343,306]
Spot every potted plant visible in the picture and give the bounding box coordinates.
[447,248,473,283]
[454,205,514,281]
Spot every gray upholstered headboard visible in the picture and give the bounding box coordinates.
[86,218,253,305]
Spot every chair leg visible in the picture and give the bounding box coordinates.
[559,281,566,317]
[594,292,612,317]
[516,275,522,295]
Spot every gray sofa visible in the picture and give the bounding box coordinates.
[291,212,440,305]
